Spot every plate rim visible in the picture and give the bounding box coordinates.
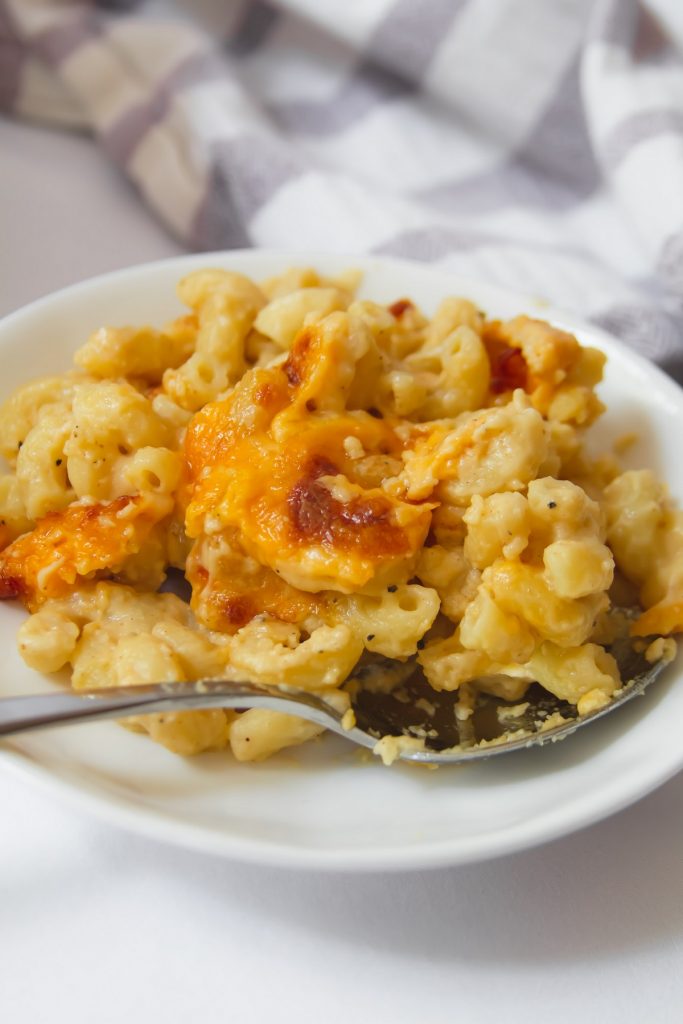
[3,732,683,872]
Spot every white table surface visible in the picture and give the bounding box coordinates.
[2,114,683,1024]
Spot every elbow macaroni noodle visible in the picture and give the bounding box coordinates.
[0,266,680,760]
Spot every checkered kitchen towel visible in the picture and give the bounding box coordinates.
[2,0,683,376]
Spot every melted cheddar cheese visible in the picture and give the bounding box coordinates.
[184,321,434,596]
[0,494,171,610]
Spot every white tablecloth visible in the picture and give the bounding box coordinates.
[1,114,683,1024]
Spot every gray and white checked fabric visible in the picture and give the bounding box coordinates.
[2,0,683,377]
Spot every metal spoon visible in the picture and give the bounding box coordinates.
[0,628,671,764]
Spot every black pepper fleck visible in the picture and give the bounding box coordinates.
[366,634,375,641]
[548,501,557,509]
[55,458,62,466]
[387,585,398,593]
[416,638,426,650]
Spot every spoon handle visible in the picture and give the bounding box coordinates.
[0,680,342,738]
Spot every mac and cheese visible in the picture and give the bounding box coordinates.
[1,267,680,761]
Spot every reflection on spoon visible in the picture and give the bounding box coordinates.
[350,616,675,764]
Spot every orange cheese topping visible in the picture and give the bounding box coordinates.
[631,600,683,638]
[184,324,434,597]
[186,535,321,634]
[483,316,605,425]
[0,495,170,610]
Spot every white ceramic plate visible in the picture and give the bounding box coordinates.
[1,251,682,872]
